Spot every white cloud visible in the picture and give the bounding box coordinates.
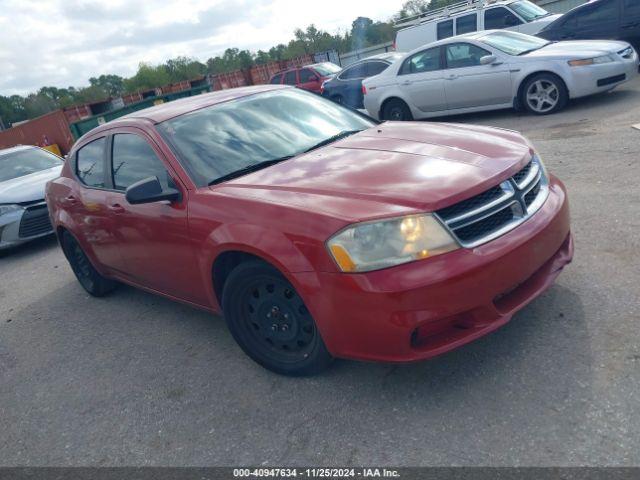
[0,0,404,95]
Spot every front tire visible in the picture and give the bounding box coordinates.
[382,98,413,121]
[222,261,333,376]
[520,73,568,115]
[61,231,117,297]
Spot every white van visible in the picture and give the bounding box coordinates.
[395,0,562,52]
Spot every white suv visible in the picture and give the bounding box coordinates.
[395,0,562,52]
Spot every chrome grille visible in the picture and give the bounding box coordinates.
[435,156,549,248]
[18,202,52,238]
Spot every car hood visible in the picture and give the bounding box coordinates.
[0,165,63,204]
[523,39,631,59]
[213,123,532,218]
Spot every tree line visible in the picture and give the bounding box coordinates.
[0,0,457,127]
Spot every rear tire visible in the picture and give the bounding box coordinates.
[222,260,333,376]
[382,98,413,121]
[520,73,568,115]
[61,231,117,297]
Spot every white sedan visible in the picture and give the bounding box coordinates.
[363,30,639,119]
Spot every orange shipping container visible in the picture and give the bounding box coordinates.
[0,110,75,155]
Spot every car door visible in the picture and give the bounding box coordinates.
[396,46,447,113]
[298,68,322,93]
[621,0,640,48]
[106,129,206,305]
[335,62,367,107]
[554,0,620,41]
[442,42,512,110]
[70,136,123,270]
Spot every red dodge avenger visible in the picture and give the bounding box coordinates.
[46,85,573,375]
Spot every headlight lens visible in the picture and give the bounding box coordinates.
[0,204,23,216]
[327,214,458,273]
[568,55,614,67]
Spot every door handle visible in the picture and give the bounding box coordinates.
[63,195,78,205]
[401,80,412,86]
[108,203,126,214]
[446,74,458,81]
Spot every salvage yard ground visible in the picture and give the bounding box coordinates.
[1,77,639,466]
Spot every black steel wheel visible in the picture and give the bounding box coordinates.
[61,231,117,297]
[382,98,413,121]
[222,261,333,376]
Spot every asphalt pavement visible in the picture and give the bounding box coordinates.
[1,78,639,466]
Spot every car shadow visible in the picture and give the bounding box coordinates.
[0,234,59,261]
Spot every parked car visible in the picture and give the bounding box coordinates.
[363,30,639,120]
[321,53,404,110]
[269,62,341,93]
[46,85,573,376]
[538,0,640,52]
[395,0,560,52]
[0,146,64,250]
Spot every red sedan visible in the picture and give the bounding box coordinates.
[269,62,341,93]
[46,85,573,375]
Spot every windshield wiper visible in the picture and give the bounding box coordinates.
[208,155,295,186]
[517,42,553,56]
[303,129,363,153]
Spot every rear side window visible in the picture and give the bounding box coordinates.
[484,7,523,29]
[76,137,106,188]
[624,0,640,16]
[365,61,389,76]
[456,13,477,34]
[299,69,316,83]
[400,47,441,75]
[571,0,618,26]
[284,71,297,85]
[111,134,170,191]
[340,63,367,79]
[270,73,282,84]
[437,20,454,40]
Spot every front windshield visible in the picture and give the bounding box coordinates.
[313,63,342,76]
[509,0,550,21]
[158,88,374,187]
[0,148,62,183]
[479,31,550,56]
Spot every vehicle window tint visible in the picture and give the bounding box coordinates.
[270,73,282,84]
[365,61,389,76]
[111,134,169,191]
[484,7,523,29]
[340,63,366,79]
[445,43,492,69]
[574,0,617,26]
[76,138,106,188]
[624,0,640,16]
[456,13,477,34]
[299,69,316,83]
[400,47,441,74]
[284,71,297,85]
[437,19,454,40]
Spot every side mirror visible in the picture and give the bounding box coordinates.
[480,55,499,65]
[125,176,181,205]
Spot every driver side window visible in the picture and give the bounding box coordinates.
[445,43,492,69]
[484,7,523,29]
[111,134,170,191]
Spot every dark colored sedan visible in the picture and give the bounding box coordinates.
[538,0,640,51]
[321,53,404,110]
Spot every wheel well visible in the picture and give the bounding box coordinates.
[379,96,407,119]
[212,251,271,307]
[516,71,569,108]
[55,226,68,244]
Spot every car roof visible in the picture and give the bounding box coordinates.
[116,84,287,124]
[0,145,36,156]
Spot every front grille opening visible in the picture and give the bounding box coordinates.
[454,207,514,243]
[19,206,52,238]
[524,181,541,207]
[511,160,532,185]
[437,185,504,220]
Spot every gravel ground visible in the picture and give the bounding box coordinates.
[1,78,639,466]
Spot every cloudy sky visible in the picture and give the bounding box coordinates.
[0,0,405,96]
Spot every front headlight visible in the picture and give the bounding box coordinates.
[568,55,614,67]
[327,214,459,273]
[0,204,23,216]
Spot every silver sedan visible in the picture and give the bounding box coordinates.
[0,146,63,250]
[363,30,639,119]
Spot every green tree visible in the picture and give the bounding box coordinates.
[123,63,171,92]
[88,74,125,97]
